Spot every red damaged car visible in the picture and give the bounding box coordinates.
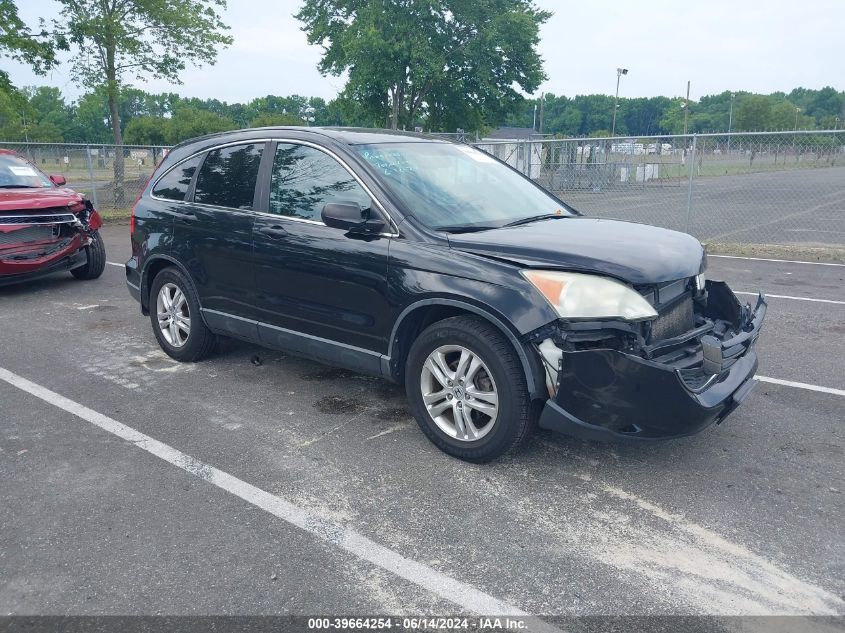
[0,149,105,286]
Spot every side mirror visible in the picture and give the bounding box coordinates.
[49,174,67,186]
[321,201,385,234]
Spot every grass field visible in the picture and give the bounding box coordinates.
[99,207,132,223]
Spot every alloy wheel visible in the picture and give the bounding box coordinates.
[420,344,499,442]
[156,282,191,348]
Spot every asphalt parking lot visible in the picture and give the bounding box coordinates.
[563,166,845,247]
[1,224,843,618]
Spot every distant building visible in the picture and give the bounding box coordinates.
[478,128,550,178]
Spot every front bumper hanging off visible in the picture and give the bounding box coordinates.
[537,281,767,442]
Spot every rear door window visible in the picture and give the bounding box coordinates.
[152,155,202,201]
[193,143,264,210]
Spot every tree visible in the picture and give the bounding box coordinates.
[735,95,772,131]
[0,0,59,81]
[0,77,27,140]
[297,0,550,132]
[53,0,232,205]
[24,87,74,141]
[770,101,802,131]
[124,116,169,146]
[802,86,843,120]
[71,89,116,143]
[249,112,304,128]
[0,0,61,141]
[165,107,235,144]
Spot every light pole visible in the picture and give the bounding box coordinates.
[727,92,735,154]
[611,67,628,136]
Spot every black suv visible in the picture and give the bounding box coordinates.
[126,128,766,462]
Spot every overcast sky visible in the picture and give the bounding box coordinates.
[6,0,844,104]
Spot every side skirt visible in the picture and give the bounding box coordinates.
[201,308,385,378]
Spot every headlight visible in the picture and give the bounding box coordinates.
[522,270,658,321]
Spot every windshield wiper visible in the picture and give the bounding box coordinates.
[436,223,498,234]
[0,184,42,189]
[501,213,570,228]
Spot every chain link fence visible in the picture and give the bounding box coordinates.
[1,142,169,213]
[474,130,845,251]
[2,131,844,251]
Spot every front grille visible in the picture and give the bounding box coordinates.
[650,294,694,341]
[0,225,58,247]
[1,205,72,216]
[0,212,77,226]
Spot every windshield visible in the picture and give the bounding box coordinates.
[353,142,573,230]
[0,153,52,188]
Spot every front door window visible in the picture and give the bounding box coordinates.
[269,144,371,220]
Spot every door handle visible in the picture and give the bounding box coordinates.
[258,225,288,239]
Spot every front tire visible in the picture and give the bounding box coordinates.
[405,315,534,462]
[149,267,217,362]
[70,231,106,280]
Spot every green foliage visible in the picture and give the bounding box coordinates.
[510,87,844,137]
[52,0,233,140]
[164,107,236,144]
[55,0,232,90]
[249,112,305,128]
[296,0,550,132]
[51,0,232,203]
[124,116,170,145]
[0,79,26,140]
[0,0,59,75]
[735,95,771,131]
[3,83,843,145]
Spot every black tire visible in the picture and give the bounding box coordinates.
[149,267,218,362]
[405,315,534,462]
[70,231,106,280]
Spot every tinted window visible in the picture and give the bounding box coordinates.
[152,155,202,201]
[269,144,370,220]
[194,143,264,210]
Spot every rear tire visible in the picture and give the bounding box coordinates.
[405,315,534,463]
[149,267,218,362]
[70,231,106,280]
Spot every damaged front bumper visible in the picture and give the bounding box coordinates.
[0,200,102,285]
[534,281,767,442]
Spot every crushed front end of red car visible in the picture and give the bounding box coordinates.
[0,151,105,287]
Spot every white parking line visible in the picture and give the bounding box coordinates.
[710,254,845,267]
[0,367,532,620]
[757,376,845,397]
[106,261,123,268]
[735,291,845,305]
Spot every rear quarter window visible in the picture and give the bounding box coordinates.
[152,155,202,201]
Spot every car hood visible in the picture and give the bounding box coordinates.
[447,217,705,285]
[0,187,83,212]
